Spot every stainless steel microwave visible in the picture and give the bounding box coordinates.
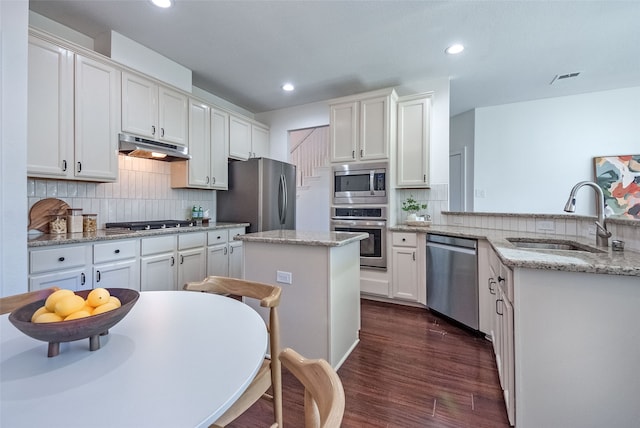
[333,162,387,204]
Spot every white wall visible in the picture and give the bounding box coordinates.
[474,86,640,215]
[1,0,29,297]
[450,109,475,211]
[255,100,330,162]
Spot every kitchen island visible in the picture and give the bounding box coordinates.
[235,230,367,369]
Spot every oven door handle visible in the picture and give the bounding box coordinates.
[331,220,387,228]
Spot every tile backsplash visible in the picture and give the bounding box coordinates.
[27,155,215,230]
[395,185,448,225]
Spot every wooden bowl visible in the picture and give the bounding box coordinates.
[8,288,139,357]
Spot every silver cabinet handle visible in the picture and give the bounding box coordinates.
[96,270,101,282]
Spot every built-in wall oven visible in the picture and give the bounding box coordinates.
[330,206,387,270]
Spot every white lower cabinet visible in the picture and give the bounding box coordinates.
[391,233,419,301]
[206,228,245,279]
[29,244,92,291]
[489,247,515,426]
[177,232,207,289]
[93,239,139,290]
[140,235,177,292]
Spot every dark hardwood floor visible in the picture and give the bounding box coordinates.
[229,299,511,427]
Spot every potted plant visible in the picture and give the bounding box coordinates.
[401,195,427,222]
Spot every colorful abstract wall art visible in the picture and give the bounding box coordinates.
[594,155,640,219]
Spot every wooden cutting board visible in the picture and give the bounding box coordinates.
[28,198,71,232]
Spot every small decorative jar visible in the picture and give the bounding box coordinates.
[83,214,98,233]
[66,208,84,233]
[49,214,67,234]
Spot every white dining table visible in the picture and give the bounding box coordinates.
[0,290,267,428]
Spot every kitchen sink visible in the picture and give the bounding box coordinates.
[506,238,605,253]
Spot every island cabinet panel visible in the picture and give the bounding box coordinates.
[513,269,639,428]
[242,240,361,369]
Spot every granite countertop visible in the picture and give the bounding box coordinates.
[27,222,250,248]
[391,224,640,277]
[235,229,368,247]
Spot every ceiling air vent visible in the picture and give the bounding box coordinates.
[550,72,581,85]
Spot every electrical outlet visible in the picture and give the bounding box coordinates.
[276,270,292,284]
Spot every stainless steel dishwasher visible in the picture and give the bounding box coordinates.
[426,234,478,330]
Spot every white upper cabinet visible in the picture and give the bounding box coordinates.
[171,101,230,190]
[251,124,270,158]
[396,94,431,187]
[122,71,188,146]
[74,55,121,181]
[158,86,188,146]
[330,89,396,163]
[229,115,269,161]
[210,108,229,190]
[27,33,119,182]
[229,115,252,160]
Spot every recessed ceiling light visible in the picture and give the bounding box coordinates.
[282,83,295,92]
[151,0,172,8]
[445,44,464,55]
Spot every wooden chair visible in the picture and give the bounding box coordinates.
[0,287,60,315]
[183,276,283,428]
[276,347,345,428]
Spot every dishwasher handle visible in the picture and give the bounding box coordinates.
[426,241,477,256]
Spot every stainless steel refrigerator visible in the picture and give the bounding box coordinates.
[217,157,296,233]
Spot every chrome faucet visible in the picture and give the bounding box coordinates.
[564,181,612,247]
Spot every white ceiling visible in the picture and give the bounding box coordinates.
[29,0,640,116]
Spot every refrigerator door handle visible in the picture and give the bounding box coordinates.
[278,174,286,225]
[282,173,288,225]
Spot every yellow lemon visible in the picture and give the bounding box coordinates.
[44,289,74,312]
[54,294,86,317]
[107,296,121,308]
[33,312,63,323]
[92,301,118,315]
[64,310,92,321]
[87,288,111,307]
[31,305,50,322]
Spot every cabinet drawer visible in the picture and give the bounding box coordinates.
[228,227,246,241]
[207,229,229,246]
[141,235,176,256]
[392,233,417,247]
[178,232,206,250]
[30,245,89,274]
[94,240,138,264]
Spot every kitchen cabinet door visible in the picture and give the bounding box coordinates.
[158,86,188,146]
[359,95,389,161]
[27,36,74,178]
[329,101,358,163]
[229,115,251,160]
[207,243,229,277]
[93,259,139,291]
[210,109,229,190]
[140,253,177,291]
[74,55,120,182]
[251,124,270,158]
[181,99,211,188]
[177,247,207,289]
[228,241,244,279]
[30,268,90,292]
[121,72,158,139]
[397,95,431,187]
[391,247,419,301]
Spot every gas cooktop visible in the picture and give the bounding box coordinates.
[105,220,195,231]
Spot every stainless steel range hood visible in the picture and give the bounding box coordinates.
[118,133,190,162]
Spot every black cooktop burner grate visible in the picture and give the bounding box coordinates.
[105,220,195,231]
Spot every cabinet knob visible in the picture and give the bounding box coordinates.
[402,238,406,242]
[498,276,505,283]
[114,249,120,254]
[58,257,65,262]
